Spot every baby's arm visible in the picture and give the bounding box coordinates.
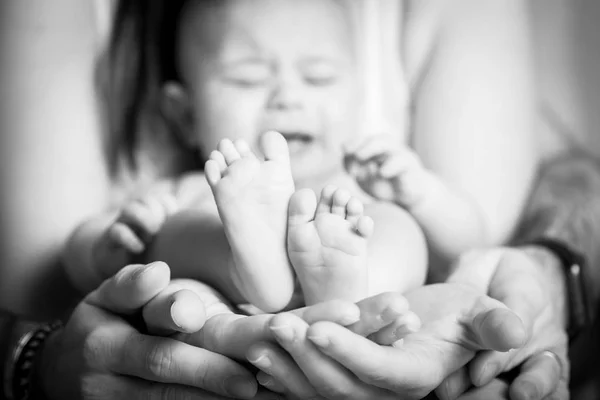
[346,136,490,264]
[63,193,178,294]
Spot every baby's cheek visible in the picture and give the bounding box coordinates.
[197,88,266,144]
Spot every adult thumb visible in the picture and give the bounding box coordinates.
[470,304,528,351]
[86,261,171,315]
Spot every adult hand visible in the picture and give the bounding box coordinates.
[442,248,569,400]
[38,262,275,400]
[245,287,525,399]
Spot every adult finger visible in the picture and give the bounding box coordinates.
[256,371,286,394]
[93,374,237,400]
[435,368,471,400]
[188,313,273,359]
[509,351,564,400]
[468,306,527,352]
[456,379,509,400]
[106,324,258,399]
[291,299,360,326]
[306,320,468,398]
[165,279,235,318]
[142,286,206,335]
[269,314,396,399]
[86,262,171,315]
[247,341,318,399]
[469,253,548,386]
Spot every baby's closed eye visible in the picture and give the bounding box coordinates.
[221,59,272,87]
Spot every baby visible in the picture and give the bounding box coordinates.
[64,0,427,316]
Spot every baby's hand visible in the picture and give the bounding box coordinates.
[109,193,179,253]
[346,292,422,346]
[92,193,179,279]
[344,135,427,208]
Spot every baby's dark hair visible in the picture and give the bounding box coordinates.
[99,0,218,178]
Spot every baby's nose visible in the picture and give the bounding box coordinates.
[267,75,305,110]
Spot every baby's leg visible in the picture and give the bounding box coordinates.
[363,200,428,296]
[287,186,374,305]
[205,131,295,312]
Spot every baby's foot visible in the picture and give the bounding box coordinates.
[287,185,374,305]
[205,131,296,312]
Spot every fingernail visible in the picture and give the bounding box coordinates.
[307,335,330,348]
[393,316,421,339]
[518,382,535,400]
[257,373,274,388]
[270,324,295,342]
[392,338,404,348]
[170,300,194,330]
[224,376,257,399]
[131,262,159,280]
[339,310,360,326]
[381,300,408,321]
[248,354,272,370]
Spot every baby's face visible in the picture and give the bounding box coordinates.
[178,0,359,183]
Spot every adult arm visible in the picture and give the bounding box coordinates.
[410,0,538,266]
[0,0,110,317]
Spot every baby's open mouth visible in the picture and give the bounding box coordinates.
[279,131,316,154]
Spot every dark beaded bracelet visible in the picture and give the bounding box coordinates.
[7,321,63,400]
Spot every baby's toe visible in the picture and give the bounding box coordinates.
[218,139,241,165]
[261,131,290,164]
[234,139,254,158]
[209,150,227,173]
[317,185,337,215]
[204,159,222,187]
[331,188,351,217]
[288,189,318,228]
[345,197,364,226]
[356,216,374,238]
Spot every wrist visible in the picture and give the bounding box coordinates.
[33,330,61,400]
[3,320,63,400]
[520,245,569,329]
[520,238,593,338]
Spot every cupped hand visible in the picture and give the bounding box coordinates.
[39,262,274,400]
[441,247,569,400]
[244,287,523,400]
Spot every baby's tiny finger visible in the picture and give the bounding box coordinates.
[379,156,407,178]
[119,202,159,238]
[108,222,145,253]
[369,311,421,345]
[157,193,179,216]
[349,135,391,162]
[347,292,410,337]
